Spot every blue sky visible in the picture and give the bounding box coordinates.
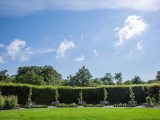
[0,0,160,81]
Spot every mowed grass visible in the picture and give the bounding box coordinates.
[0,108,160,120]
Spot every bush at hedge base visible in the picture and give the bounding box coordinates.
[145,96,155,107]
[55,103,77,108]
[100,101,109,105]
[0,95,5,109]
[4,96,18,109]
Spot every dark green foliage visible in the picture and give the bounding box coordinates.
[101,73,114,85]
[0,83,159,105]
[1,84,30,104]
[0,70,12,83]
[123,80,132,85]
[156,71,160,81]
[58,88,80,104]
[15,66,62,85]
[114,73,123,85]
[132,76,145,84]
[69,66,92,87]
[83,88,103,104]
[158,90,160,102]
[32,87,55,105]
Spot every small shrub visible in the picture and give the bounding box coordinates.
[78,90,86,105]
[56,103,77,108]
[26,87,33,106]
[55,89,59,103]
[0,93,5,109]
[4,95,18,109]
[100,88,109,105]
[52,89,59,105]
[128,87,137,107]
[23,104,48,108]
[83,104,94,107]
[114,103,128,107]
[158,90,160,104]
[83,104,104,107]
[145,96,155,107]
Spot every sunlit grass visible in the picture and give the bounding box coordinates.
[0,108,160,120]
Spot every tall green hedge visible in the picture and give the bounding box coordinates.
[0,82,159,105]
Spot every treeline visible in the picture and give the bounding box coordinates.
[0,65,160,87]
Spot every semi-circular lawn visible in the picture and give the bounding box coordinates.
[0,108,160,120]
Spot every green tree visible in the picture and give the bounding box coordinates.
[156,71,160,81]
[114,73,123,85]
[0,70,11,82]
[123,80,132,85]
[101,73,113,85]
[132,76,145,84]
[69,66,92,86]
[15,66,62,85]
[41,65,62,85]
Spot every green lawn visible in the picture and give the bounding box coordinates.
[0,108,160,120]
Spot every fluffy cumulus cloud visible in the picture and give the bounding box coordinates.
[137,42,143,50]
[57,39,75,58]
[7,39,26,60]
[115,15,147,46]
[75,54,84,62]
[7,39,33,62]
[0,56,4,64]
[0,0,160,16]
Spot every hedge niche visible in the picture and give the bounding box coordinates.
[0,83,30,104]
[0,83,159,105]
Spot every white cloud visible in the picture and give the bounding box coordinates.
[75,54,84,62]
[7,39,33,62]
[0,56,4,64]
[57,39,75,58]
[0,0,160,16]
[115,15,147,46]
[93,49,98,56]
[7,39,26,60]
[0,44,5,48]
[137,42,143,50]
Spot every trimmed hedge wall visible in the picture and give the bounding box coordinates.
[0,83,159,105]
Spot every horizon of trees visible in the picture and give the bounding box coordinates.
[0,65,160,87]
